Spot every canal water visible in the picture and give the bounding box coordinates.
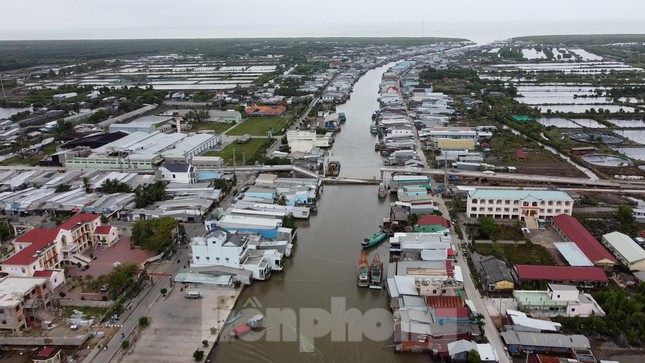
[212,64,428,362]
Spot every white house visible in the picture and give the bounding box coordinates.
[513,284,605,318]
[53,92,78,102]
[190,229,280,280]
[159,163,196,184]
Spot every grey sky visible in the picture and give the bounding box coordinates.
[1,0,644,43]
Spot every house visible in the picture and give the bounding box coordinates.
[448,341,499,363]
[286,130,332,153]
[0,276,53,332]
[205,215,295,241]
[32,347,62,363]
[414,215,450,233]
[244,105,286,117]
[513,284,605,317]
[551,214,616,268]
[159,163,196,184]
[432,307,472,324]
[190,229,282,280]
[601,231,645,271]
[514,265,608,288]
[471,253,515,291]
[467,189,573,220]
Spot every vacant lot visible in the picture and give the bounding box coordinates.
[474,243,554,265]
[205,138,270,165]
[228,117,288,136]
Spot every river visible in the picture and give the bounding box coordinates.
[212,64,428,362]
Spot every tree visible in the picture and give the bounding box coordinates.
[134,181,168,208]
[617,204,635,225]
[139,316,150,328]
[121,340,130,349]
[467,349,482,363]
[478,216,498,240]
[193,349,204,361]
[101,179,132,194]
[100,214,109,224]
[55,184,71,193]
[82,177,91,193]
[130,217,179,253]
[160,288,167,297]
[202,339,209,348]
[105,262,137,299]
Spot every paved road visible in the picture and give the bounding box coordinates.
[434,197,510,363]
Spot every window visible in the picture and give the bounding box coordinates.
[471,207,477,211]
[571,308,575,312]
[173,174,176,179]
[472,199,478,204]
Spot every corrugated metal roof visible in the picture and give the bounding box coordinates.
[553,242,594,266]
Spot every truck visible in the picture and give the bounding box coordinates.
[185,290,202,299]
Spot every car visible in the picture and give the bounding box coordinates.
[100,285,108,292]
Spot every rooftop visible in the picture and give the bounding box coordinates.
[602,231,645,264]
[514,265,608,282]
[0,276,48,307]
[468,189,573,202]
[553,242,594,267]
[59,213,98,230]
[3,228,60,265]
[552,214,616,264]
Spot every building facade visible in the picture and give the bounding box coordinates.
[467,189,573,220]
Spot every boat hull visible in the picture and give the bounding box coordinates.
[361,233,387,249]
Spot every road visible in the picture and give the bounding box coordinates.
[434,197,510,363]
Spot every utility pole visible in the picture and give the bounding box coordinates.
[233,149,237,180]
[0,73,6,106]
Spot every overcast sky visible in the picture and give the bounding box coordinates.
[1,0,644,43]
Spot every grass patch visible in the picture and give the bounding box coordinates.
[192,122,234,135]
[227,117,288,136]
[208,138,271,165]
[474,243,554,265]
[0,155,41,166]
[63,306,109,318]
[42,142,59,155]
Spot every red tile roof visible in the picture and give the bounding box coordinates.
[417,215,450,228]
[552,214,616,264]
[434,307,470,318]
[94,226,112,234]
[244,105,286,115]
[33,270,54,278]
[3,228,60,265]
[59,213,98,230]
[516,149,526,159]
[515,265,608,282]
[425,296,465,308]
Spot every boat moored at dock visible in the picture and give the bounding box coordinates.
[369,254,383,289]
[357,250,369,287]
[361,231,387,249]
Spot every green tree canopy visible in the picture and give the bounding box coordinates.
[130,217,179,252]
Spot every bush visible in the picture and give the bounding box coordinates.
[160,288,167,296]
[59,292,66,298]
[138,316,149,328]
[121,340,130,349]
[193,349,204,361]
[233,280,242,289]
[202,339,208,348]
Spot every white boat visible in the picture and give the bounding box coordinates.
[247,314,264,328]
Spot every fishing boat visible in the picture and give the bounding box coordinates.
[338,112,347,123]
[361,232,387,249]
[369,254,383,289]
[377,183,387,198]
[326,161,341,177]
[230,314,265,337]
[357,250,369,287]
[370,124,379,135]
[225,311,244,325]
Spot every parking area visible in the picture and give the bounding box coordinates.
[68,237,153,279]
[121,286,240,363]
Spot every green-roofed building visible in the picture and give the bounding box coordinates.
[511,115,532,122]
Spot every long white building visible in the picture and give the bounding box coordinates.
[467,189,573,220]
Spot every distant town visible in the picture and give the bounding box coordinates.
[0,35,644,363]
